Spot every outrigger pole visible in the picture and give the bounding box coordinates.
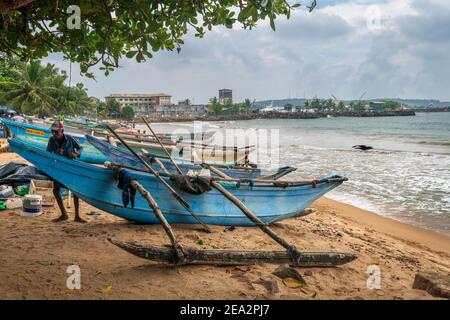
[141,117,183,175]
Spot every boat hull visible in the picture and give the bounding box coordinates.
[9,138,344,226]
[13,135,108,164]
[1,118,87,143]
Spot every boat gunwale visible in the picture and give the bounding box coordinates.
[8,138,346,189]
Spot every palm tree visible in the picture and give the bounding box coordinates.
[0,61,62,116]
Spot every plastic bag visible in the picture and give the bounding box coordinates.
[14,183,29,196]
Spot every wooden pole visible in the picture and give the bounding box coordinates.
[108,238,357,267]
[105,125,211,233]
[139,148,170,175]
[130,180,185,263]
[210,181,305,264]
[202,163,233,180]
[153,157,170,175]
[141,117,183,175]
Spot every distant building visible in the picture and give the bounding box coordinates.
[219,89,232,104]
[147,104,208,117]
[105,93,172,116]
[367,101,385,111]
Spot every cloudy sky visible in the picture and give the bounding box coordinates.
[44,0,450,103]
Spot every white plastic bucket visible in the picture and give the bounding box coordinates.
[21,194,43,217]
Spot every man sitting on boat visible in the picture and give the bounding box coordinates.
[46,121,86,223]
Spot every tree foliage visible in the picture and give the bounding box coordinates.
[283,103,293,111]
[106,98,121,116]
[384,100,401,110]
[0,58,95,116]
[0,0,312,77]
[208,96,251,115]
[121,105,135,119]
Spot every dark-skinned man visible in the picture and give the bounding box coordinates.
[46,121,86,223]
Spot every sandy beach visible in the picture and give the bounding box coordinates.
[0,151,449,300]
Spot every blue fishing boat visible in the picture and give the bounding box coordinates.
[12,135,108,164]
[0,118,87,143]
[85,134,296,180]
[9,137,347,226]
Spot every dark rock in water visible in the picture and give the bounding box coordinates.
[412,272,450,299]
[352,145,373,151]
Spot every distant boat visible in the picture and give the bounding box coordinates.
[9,137,347,226]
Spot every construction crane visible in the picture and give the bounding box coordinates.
[358,91,367,102]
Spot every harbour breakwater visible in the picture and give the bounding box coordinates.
[136,110,416,123]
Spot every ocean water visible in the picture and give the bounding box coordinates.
[139,113,450,236]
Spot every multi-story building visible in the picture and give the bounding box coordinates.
[150,104,208,117]
[219,89,232,104]
[105,93,172,116]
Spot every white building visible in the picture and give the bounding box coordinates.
[105,93,172,115]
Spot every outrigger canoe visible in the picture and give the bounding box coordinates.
[9,137,347,226]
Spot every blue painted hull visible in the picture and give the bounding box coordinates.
[13,135,108,164]
[85,135,295,180]
[8,138,346,226]
[0,118,87,143]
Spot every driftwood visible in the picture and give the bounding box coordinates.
[108,238,357,267]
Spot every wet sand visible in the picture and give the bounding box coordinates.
[0,151,449,299]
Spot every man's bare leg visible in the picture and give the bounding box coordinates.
[52,186,68,222]
[73,195,86,223]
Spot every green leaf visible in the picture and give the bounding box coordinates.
[80,63,88,73]
[270,18,276,31]
[126,50,138,58]
[136,51,144,62]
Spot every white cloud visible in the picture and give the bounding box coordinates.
[43,0,450,103]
